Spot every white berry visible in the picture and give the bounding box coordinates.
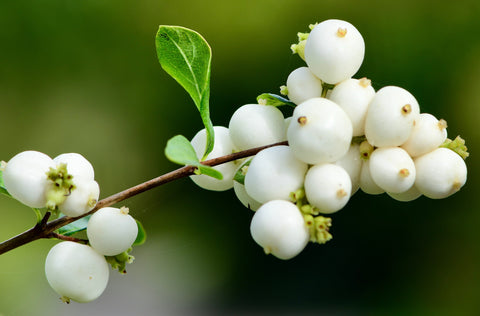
[45,241,109,303]
[359,159,384,195]
[250,200,309,260]
[329,78,375,136]
[228,104,285,151]
[304,164,352,214]
[387,185,422,202]
[369,147,416,193]
[364,86,420,147]
[190,126,237,191]
[233,181,262,211]
[285,67,323,105]
[3,150,55,208]
[401,113,448,157]
[53,153,95,181]
[414,148,467,199]
[287,98,352,164]
[87,207,138,256]
[58,179,100,217]
[305,19,365,84]
[333,143,362,195]
[244,146,307,204]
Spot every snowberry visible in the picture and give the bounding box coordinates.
[190,126,237,191]
[228,104,286,151]
[414,148,467,199]
[233,161,262,211]
[250,200,309,260]
[304,164,352,214]
[387,185,422,202]
[87,206,138,256]
[233,181,262,211]
[3,150,55,208]
[401,113,448,157]
[287,98,352,164]
[58,179,100,217]
[53,153,95,181]
[359,159,384,195]
[45,241,109,303]
[304,19,365,84]
[285,67,323,105]
[244,146,307,204]
[329,78,375,136]
[369,147,416,193]
[364,86,420,147]
[333,143,362,195]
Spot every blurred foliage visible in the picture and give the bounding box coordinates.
[0,0,479,315]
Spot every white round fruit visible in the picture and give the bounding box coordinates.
[304,19,365,84]
[87,207,138,256]
[3,150,56,208]
[329,78,375,136]
[228,104,286,150]
[387,185,422,202]
[285,67,323,105]
[58,179,100,217]
[401,113,448,157]
[359,159,384,195]
[369,147,416,193]
[287,98,353,164]
[304,164,352,214]
[250,200,309,260]
[414,148,467,199]
[45,241,109,303]
[244,146,308,204]
[53,153,95,181]
[333,143,362,195]
[190,126,237,191]
[233,181,262,211]
[364,86,420,147]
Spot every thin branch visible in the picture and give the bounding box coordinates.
[47,232,88,244]
[0,140,288,255]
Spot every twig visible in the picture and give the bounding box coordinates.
[0,140,288,255]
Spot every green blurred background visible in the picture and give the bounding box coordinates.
[0,0,479,315]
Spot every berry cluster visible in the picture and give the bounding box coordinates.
[3,151,99,214]
[1,151,138,303]
[189,19,469,260]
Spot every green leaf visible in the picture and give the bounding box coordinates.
[257,93,296,108]
[156,25,214,160]
[165,135,200,165]
[57,215,91,236]
[164,135,223,180]
[195,165,223,180]
[0,169,11,198]
[233,158,252,185]
[133,220,147,246]
[33,208,43,224]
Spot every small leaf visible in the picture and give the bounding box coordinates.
[233,159,252,185]
[165,135,199,166]
[133,220,147,246]
[57,215,91,236]
[33,208,43,224]
[165,135,223,180]
[0,169,11,198]
[257,93,296,108]
[156,25,214,159]
[196,165,223,180]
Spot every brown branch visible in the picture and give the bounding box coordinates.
[47,232,88,244]
[0,140,288,255]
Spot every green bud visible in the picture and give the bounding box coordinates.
[440,135,469,160]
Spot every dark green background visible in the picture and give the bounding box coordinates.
[1,0,479,315]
